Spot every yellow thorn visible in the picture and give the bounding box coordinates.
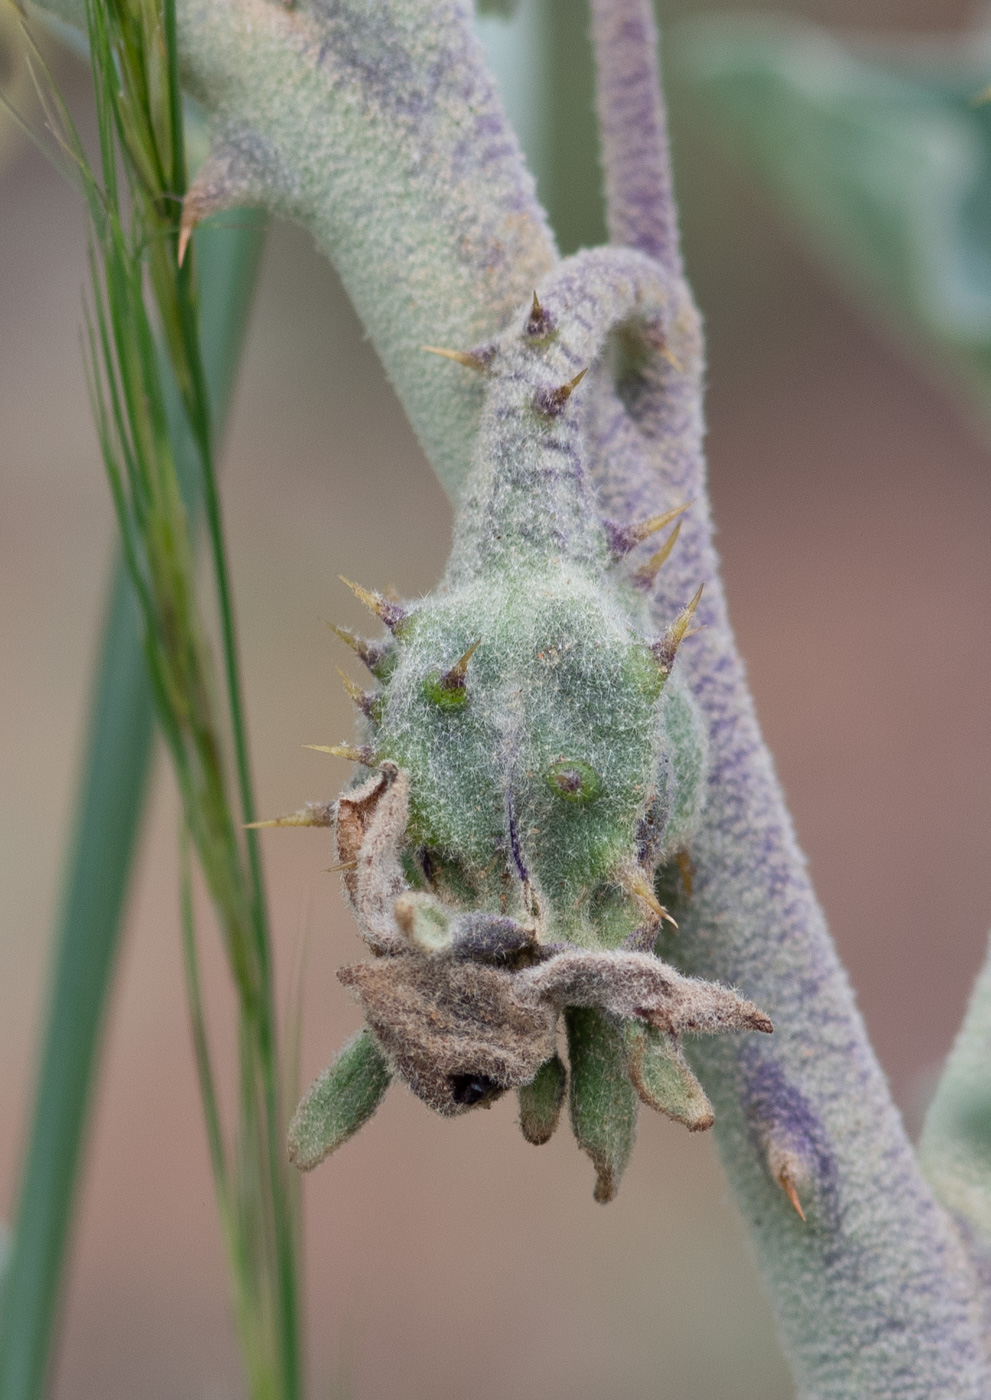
[177,219,193,269]
[325,860,358,874]
[328,622,360,650]
[675,850,693,899]
[303,743,374,764]
[444,636,481,685]
[336,667,366,707]
[629,501,692,548]
[327,622,383,674]
[779,1168,806,1222]
[531,290,542,318]
[633,521,682,589]
[337,575,408,633]
[535,367,589,418]
[619,869,678,929]
[559,367,588,399]
[659,342,684,373]
[338,575,383,616]
[655,584,705,671]
[421,345,489,373]
[245,802,335,829]
[673,583,705,639]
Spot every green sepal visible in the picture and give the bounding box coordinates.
[287,1028,391,1171]
[518,1052,567,1145]
[624,1022,714,1131]
[566,1008,638,1203]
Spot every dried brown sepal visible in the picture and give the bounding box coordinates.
[334,763,412,954]
[518,948,773,1036]
[338,955,558,1116]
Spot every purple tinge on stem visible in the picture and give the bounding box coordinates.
[589,0,682,274]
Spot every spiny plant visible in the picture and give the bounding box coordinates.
[271,250,771,1202]
[7,0,991,1395]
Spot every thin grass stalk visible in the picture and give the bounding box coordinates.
[0,207,265,1400]
[0,29,265,1387]
[76,4,301,1382]
[0,1,299,1393]
[122,0,299,1357]
[83,146,298,1400]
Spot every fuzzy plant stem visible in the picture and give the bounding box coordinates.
[585,1,990,1394]
[588,0,680,274]
[921,933,991,1250]
[34,1,554,503]
[174,0,559,501]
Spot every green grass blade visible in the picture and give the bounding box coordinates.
[0,211,265,1400]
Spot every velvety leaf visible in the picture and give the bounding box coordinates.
[288,1030,391,1171]
[518,1052,567,1145]
[566,1008,638,1204]
[674,16,991,394]
[624,1021,713,1131]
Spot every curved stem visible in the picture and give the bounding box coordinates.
[581,8,989,1394]
[589,0,681,273]
[921,933,991,1246]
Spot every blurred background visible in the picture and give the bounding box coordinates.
[3,0,991,1396]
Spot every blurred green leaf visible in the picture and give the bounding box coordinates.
[0,211,265,1400]
[674,16,991,402]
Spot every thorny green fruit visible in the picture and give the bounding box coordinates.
[284,256,772,1200]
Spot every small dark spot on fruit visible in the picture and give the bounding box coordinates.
[450,1073,499,1106]
[547,758,602,805]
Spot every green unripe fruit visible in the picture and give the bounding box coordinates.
[294,258,771,1200]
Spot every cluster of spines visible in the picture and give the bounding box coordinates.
[317,559,702,751]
